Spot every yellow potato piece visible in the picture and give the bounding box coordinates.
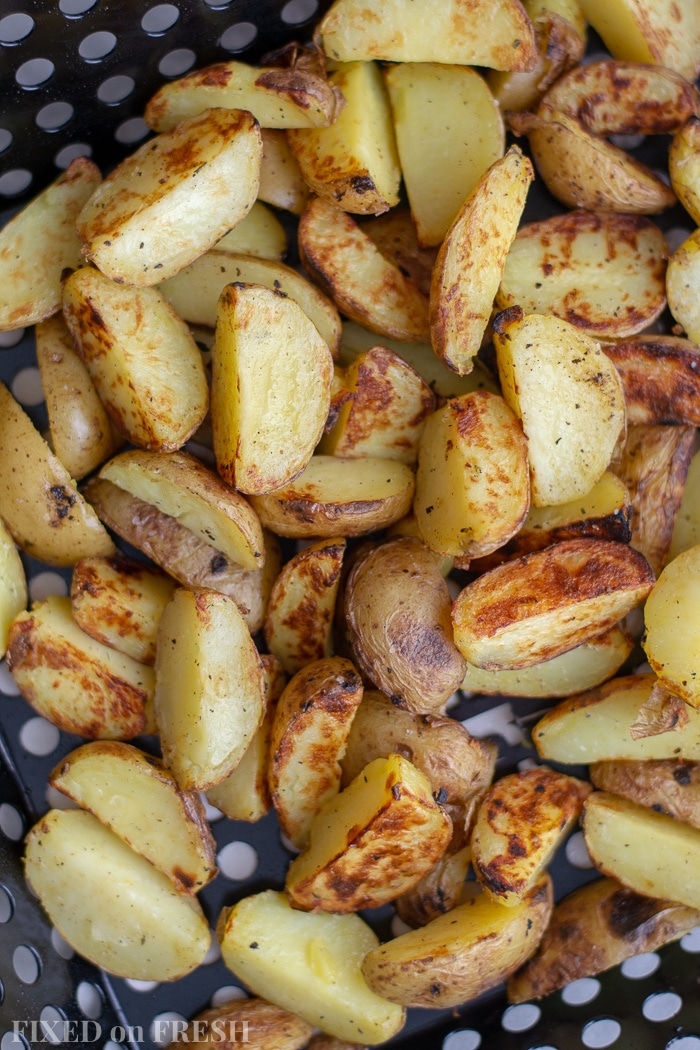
[666,229,700,344]
[0,518,27,659]
[670,117,700,227]
[643,545,700,708]
[213,200,288,260]
[577,0,700,82]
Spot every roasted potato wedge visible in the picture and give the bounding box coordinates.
[471,768,591,906]
[155,587,265,791]
[145,52,339,133]
[35,314,122,479]
[320,344,435,464]
[612,424,695,575]
[643,544,700,708]
[461,625,633,699]
[590,759,700,830]
[0,518,27,659]
[508,876,700,1003]
[76,108,262,286]
[669,445,700,562]
[359,208,437,296]
[288,61,401,215]
[670,116,700,226]
[217,889,406,1045]
[394,843,473,929]
[494,308,626,507]
[258,129,312,214]
[582,792,700,911]
[268,656,364,849]
[317,0,537,70]
[577,0,700,82]
[496,210,668,338]
[7,595,155,739]
[249,454,415,538]
[50,741,216,892]
[533,673,700,763]
[70,555,176,665]
[0,382,115,567]
[452,539,654,670]
[0,157,101,331]
[164,998,315,1050]
[286,754,452,912]
[158,250,341,355]
[63,266,208,452]
[666,228,700,344]
[361,875,553,1008]
[212,282,333,494]
[213,200,288,260]
[298,196,430,343]
[603,336,700,426]
[344,537,466,713]
[430,146,533,375]
[24,809,210,981]
[264,538,346,675]
[385,63,505,247]
[414,391,530,558]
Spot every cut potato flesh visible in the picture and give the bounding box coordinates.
[0,518,27,659]
[577,0,700,82]
[643,545,700,708]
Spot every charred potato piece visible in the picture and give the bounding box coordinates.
[0,518,27,659]
[268,656,364,850]
[590,759,700,830]
[286,754,452,912]
[394,843,473,929]
[603,336,700,426]
[471,768,591,906]
[49,741,216,893]
[643,545,700,708]
[533,674,700,763]
[217,890,406,1045]
[577,0,700,82]
[7,595,154,739]
[70,555,176,665]
[508,877,700,1003]
[344,537,466,713]
[164,998,315,1050]
[452,539,654,670]
[361,875,553,1008]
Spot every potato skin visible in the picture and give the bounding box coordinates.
[508,876,700,1003]
[590,759,700,830]
[164,997,314,1050]
[344,537,466,713]
[602,336,700,426]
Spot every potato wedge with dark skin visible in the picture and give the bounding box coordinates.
[164,998,314,1050]
[590,759,700,830]
[602,336,700,426]
[394,843,473,929]
[268,656,364,850]
[508,877,700,1003]
[344,537,466,713]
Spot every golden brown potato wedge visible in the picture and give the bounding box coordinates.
[0,518,27,660]
[612,424,695,575]
[385,63,504,247]
[603,336,700,426]
[670,116,700,226]
[288,61,401,215]
[590,759,700,830]
[414,391,530,558]
[164,998,315,1050]
[359,209,437,297]
[643,545,700,708]
[0,158,101,331]
[317,0,537,69]
[471,768,591,906]
[155,588,265,791]
[212,282,333,494]
[577,0,700,82]
[24,808,210,981]
[217,890,406,1044]
[259,129,312,214]
[268,656,364,849]
[344,537,466,713]
[158,250,341,355]
[145,51,339,133]
[70,555,176,665]
[452,539,654,670]
[63,266,208,452]
[508,876,700,1003]
[583,792,700,910]
[394,843,473,929]
[666,229,700,344]
[286,754,452,912]
[533,673,700,763]
[77,108,261,286]
[213,200,288,260]
[461,625,633,699]
[361,875,553,1008]
[35,314,122,480]
[249,454,415,538]
[7,595,155,739]
[0,382,115,567]
[496,210,668,338]
[669,444,700,563]
[430,146,534,375]
[493,308,626,507]
[264,538,346,675]
[298,196,430,342]
[49,741,216,892]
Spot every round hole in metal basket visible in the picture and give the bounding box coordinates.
[217,840,258,880]
[15,58,55,89]
[442,1031,481,1050]
[0,661,21,695]
[666,1038,700,1049]
[219,21,257,51]
[210,986,247,1009]
[11,365,44,405]
[114,117,150,146]
[13,944,42,985]
[36,101,74,131]
[1,1032,30,1050]
[620,951,661,979]
[54,143,92,169]
[97,75,136,105]
[150,1013,188,1047]
[78,31,118,62]
[28,572,68,602]
[0,130,11,154]
[58,0,98,16]
[76,980,103,1020]
[0,170,33,197]
[141,4,180,35]
[158,48,196,77]
[0,13,34,45]
[50,927,74,961]
[19,717,61,758]
[642,991,683,1023]
[0,885,14,924]
[581,1018,622,1048]
[281,0,319,23]
[561,977,601,1006]
[501,1003,541,1033]
[681,927,700,953]
[39,1007,67,1045]
[0,803,24,841]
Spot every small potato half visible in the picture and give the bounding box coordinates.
[590,759,700,830]
[643,545,700,708]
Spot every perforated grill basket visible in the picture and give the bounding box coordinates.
[1,3,700,1050]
